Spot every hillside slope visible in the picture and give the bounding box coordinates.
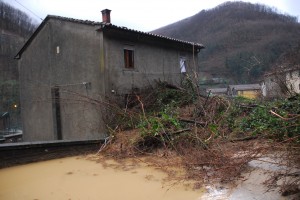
[0,0,36,123]
[152,1,300,84]
[0,1,36,80]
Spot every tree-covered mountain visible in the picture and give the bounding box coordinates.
[152,1,300,84]
[0,0,37,124]
[0,0,36,80]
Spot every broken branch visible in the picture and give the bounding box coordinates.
[270,110,300,120]
[178,117,207,126]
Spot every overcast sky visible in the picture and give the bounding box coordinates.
[3,0,300,31]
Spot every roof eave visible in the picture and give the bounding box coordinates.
[14,16,52,60]
[15,15,205,59]
[98,24,204,52]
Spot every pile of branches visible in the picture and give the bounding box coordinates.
[99,81,300,193]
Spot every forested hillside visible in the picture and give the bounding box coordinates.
[0,0,37,125]
[152,1,300,84]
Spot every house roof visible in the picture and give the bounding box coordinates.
[206,88,227,93]
[15,15,204,59]
[228,84,261,91]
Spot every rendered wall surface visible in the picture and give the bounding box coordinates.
[19,19,106,141]
[19,19,199,142]
[104,35,198,95]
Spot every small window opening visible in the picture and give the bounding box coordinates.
[180,58,186,73]
[124,49,134,68]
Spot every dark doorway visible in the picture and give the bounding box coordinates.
[51,86,62,140]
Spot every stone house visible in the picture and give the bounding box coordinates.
[15,9,204,142]
[262,65,300,98]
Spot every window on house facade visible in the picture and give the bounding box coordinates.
[180,57,187,73]
[124,49,134,69]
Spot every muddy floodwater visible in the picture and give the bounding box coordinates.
[0,156,203,200]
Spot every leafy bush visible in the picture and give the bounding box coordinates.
[138,106,182,137]
[238,95,300,141]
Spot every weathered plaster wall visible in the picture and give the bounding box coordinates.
[19,22,54,141]
[19,18,199,142]
[20,19,106,141]
[104,36,198,95]
[286,70,300,94]
[49,19,105,141]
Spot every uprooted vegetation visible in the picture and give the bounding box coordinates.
[99,80,300,195]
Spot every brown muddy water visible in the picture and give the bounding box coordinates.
[0,156,203,200]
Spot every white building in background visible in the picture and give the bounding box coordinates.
[286,67,300,93]
[262,65,300,98]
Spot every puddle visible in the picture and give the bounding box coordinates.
[0,156,203,200]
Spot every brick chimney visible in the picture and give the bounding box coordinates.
[101,9,111,23]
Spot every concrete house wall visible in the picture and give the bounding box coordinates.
[263,75,284,98]
[104,37,196,95]
[286,69,300,94]
[17,13,203,142]
[49,20,105,141]
[19,18,105,141]
[19,20,54,141]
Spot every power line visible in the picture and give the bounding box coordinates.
[14,0,43,21]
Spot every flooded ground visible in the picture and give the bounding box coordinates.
[0,155,203,200]
[0,155,298,200]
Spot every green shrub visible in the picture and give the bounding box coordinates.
[138,106,182,137]
[238,95,300,141]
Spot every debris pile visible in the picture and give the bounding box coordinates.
[99,81,300,196]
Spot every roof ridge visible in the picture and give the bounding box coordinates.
[46,15,204,49]
[46,14,101,25]
[15,15,204,59]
